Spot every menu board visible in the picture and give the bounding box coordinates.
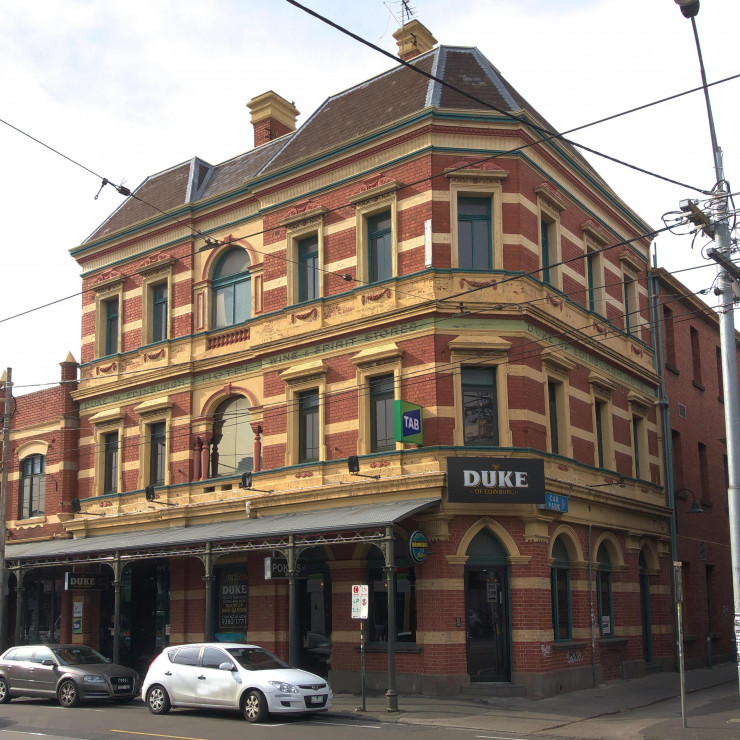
[217,566,248,630]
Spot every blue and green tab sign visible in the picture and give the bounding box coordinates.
[393,400,423,446]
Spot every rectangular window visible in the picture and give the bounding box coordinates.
[597,569,613,637]
[541,217,553,285]
[548,380,562,455]
[149,422,167,486]
[104,298,119,355]
[21,455,45,519]
[586,250,596,312]
[369,374,395,452]
[461,367,498,446]
[664,305,676,369]
[698,442,709,503]
[298,390,319,463]
[458,196,491,270]
[632,414,647,480]
[103,431,119,495]
[368,563,416,643]
[690,326,703,386]
[595,400,606,468]
[298,235,319,302]
[367,211,392,283]
[551,567,571,641]
[623,276,636,334]
[151,283,168,343]
[716,346,724,400]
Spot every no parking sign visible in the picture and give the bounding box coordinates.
[351,584,369,619]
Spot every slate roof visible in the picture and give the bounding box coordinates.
[78,45,583,249]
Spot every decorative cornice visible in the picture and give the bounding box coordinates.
[581,219,608,245]
[347,175,400,205]
[619,250,644,274]
[444,160,508,181]
[136,254,175,277]
[90,270,125,293]
[535,182,568,213]
[279,201,327,227]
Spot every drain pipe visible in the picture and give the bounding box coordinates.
[588,523,597,687]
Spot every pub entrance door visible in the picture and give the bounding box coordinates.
[465,529,510,682]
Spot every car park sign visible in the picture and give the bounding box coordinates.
[351,584,369,619]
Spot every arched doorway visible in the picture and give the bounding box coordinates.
[465,528,510,681]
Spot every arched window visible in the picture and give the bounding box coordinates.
[212,248,251,328]
[213,397,253,476]
[21,454,45,519]
[551,536,572,641]
[596,543,613,637]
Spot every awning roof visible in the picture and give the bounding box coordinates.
[5,497,440,567]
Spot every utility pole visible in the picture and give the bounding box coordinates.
[0,368,12,652]
[673,0,740,693]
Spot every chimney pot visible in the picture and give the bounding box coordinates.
[246,91,299,148]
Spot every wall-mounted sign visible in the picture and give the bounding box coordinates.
[217,566,248,630]
[542,492,568,512]
[409,530,429,564]
[65,573,108,591]
[447,457,545,504]
[263,557,308,580]
[394,400,424,446]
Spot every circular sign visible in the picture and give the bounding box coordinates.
[409,530,429,565]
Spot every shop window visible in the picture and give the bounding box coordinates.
[213,396,253,476]
[298,234,319,302]
[151,283,168,342]
[104,297,119,356]
[298,389,320,463]
[368,556,416,643]
[551,537,572,641]
[596,544,614,637]
[458,196,492,270]
[103,431,119,495]
[149,421,167,486]
[462,366,499,446]
[20,454,45,519]
[367,211,393,283]
[213,247,251,328]
[369,374,395,452]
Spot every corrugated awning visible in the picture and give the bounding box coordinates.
[5,497,440,567]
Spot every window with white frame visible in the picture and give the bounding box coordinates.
[212,247,251,328]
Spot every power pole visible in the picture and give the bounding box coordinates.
[0,368,12,652]
[674,0,740,693]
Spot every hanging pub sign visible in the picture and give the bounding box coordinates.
[64,573,108,591]
[263,557,308,580]
[408,530,429,564]
[446,457,546,504]
[217,566,248,630]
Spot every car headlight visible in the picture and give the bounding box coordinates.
[268,681,299,694]
[83,675,106,684]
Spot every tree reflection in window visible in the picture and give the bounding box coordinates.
[462,367,498,446]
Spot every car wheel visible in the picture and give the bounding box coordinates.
[0,677,11,704]
[146,684,171,715]
[58,679,80,708]
[242,689,268,723]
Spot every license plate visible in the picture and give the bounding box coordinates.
[310,695,324,705]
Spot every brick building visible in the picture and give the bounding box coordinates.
[3,21,707,697]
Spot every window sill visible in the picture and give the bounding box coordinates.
[692,380,705,392]
[551,640,587,650]
[599,637,627,648]
[665,363,679,376]
[355,643,421,654]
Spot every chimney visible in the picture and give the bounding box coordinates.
[246,91,299,148]
[60,352,78,384]
[393,19,437,61]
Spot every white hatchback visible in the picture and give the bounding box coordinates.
[141,643,332,723]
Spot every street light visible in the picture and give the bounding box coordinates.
[672,0,740,704]
[676,488,704,514]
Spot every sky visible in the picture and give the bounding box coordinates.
[1,0,738,396]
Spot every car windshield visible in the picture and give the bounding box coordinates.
[52,646,110,666]
[226,647,288,670]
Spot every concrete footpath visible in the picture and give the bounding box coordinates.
[328,662,740,738]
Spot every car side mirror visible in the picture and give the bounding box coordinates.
[219,662,236,671]
[41,659,56,667]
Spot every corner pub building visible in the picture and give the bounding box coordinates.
[2,21,675,698]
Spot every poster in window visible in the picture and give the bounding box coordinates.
[217,567,248,630]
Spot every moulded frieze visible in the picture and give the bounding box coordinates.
[136,253,175,277]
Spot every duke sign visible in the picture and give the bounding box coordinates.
[447,457,545,504]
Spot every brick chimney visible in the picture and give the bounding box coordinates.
[246,91,299,148]
[393,19,437,61]
[60,352,78,384]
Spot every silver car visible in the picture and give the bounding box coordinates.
[142,642,332,723]
[0,644,138,706]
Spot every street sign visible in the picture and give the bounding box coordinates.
[351,584,369,619]
[543,492,568,512]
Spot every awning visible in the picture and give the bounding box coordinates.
[5,497,440,567]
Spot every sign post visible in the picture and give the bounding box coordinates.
[351,584,369,711]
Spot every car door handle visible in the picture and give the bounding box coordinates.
[164,671,172,676]
[197,675,206,680]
